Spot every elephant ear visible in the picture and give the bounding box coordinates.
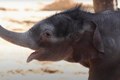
[93,27,104,53]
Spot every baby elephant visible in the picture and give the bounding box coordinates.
[0,7,120,80]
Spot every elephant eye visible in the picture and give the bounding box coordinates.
[45,31,51,37]
[42,30,53,38]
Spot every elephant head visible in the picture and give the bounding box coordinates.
[0,7,103,64]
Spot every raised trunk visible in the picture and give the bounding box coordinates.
[93,0,118,12]
[0,25,39,50]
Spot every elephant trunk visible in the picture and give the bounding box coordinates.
[0,25,39,50]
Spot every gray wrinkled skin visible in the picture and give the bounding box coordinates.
[1,7,120,80]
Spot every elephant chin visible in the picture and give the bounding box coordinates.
[27,47,73,63]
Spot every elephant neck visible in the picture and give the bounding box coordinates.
[71,31,100,67]
[89,63,120,80]
[72,42,99,67]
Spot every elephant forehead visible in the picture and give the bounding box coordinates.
[40,24,55,31]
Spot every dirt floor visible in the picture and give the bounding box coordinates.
[0,1,90,80]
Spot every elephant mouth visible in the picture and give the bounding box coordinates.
[27,51,40,62]
[27,52,38,63]
[27,48,46,62]
[27,46,73,63]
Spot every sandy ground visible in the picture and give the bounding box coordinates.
[0,1,90,80]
